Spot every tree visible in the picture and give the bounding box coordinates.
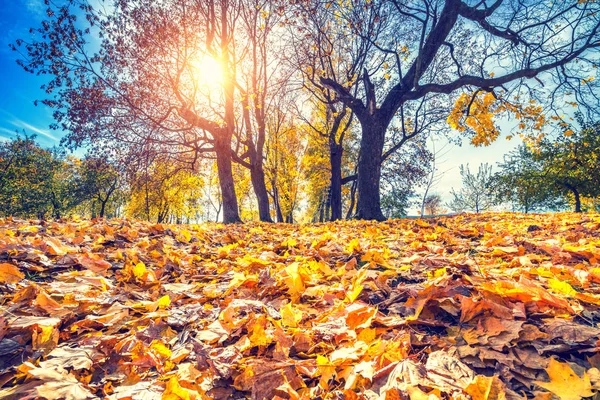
[301,0,600,220]
[448,163,495,213]
[423,194,443,216]
[265,109,305,223]
[0,135,83,219]
[537,117,600,212]
[79,157,123,218]
[127,159,203,223]
[492,144,565,213]
[14,0,291,224]
[287,6,362,221]
[380,136,431,219]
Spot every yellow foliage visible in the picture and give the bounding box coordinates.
[534,358,594,400]
[447,91,547,147]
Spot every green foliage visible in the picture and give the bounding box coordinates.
[492,145,566,213]
[79,157,124,218]
[381,189,412,219]
[537,116,600,212]
[0,135,81,218]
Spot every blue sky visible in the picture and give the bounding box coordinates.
[0,0,520,212]
[0,1,61,147]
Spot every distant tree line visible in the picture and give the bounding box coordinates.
[447,117,600,214]
[0,135,122,219]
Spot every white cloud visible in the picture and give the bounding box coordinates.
[13,120,58,141]
[25,0,45,17]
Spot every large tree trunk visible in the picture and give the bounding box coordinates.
[355,122,386,221]
[215,139,242,224]
[329,142,343,221]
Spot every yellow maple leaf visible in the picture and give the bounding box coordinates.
[0,263,24,283]
[32,325,59,353]
[133,262,147,280]
[534,358,594,400]
[163,376,195,400]
[150,340,172,359]
[316,355,336,390]
[284,262,305,299]
[548,278,577,297]
[465,375,506,400]
[157,295,171,309]
[280,302,303,328]
[248,315,272,347]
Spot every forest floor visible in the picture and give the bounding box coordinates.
[0,213,599,400]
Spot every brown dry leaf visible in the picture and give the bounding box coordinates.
[425,350,475,390]
[381,358,428,395]
[21,362,95,400]
[43,346,95,370]
[0,214,599,399]
[9,315,61,330]
[77,255,112,274]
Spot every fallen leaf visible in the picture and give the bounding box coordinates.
[533,358,594,400]
[0,263,24,283]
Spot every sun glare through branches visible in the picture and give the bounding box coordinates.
[190,55,224,92]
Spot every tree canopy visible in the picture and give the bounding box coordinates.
[10,0,600,222]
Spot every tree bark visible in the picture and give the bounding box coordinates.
[273,187,284,223]
[329,142,343,221]
[246,145,273,222]
[318,193,325,223]
[215,139,242,223]
[355,121,386,221]
[562,183,582,212]
[250,165,272,222]
[99,199,107,218]
[574,191,581,213]
[346,177,358,219]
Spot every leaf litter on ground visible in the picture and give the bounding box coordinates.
[0,213,599,399]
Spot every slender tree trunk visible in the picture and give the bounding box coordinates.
[346,177,358,219]
[330,142,343,221]
[273,186,284,223]
[99,199,107,218]
[215,139,242,223]
[318,194,325,223]
[355,122,386,221]
[249,160,272,222]
[219,2,242,224]
[565,184,582,212]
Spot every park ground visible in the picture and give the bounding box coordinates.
[0,213,599,399]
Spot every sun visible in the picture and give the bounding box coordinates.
[191,55,224,91]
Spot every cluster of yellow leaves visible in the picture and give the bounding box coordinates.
[0,213,599,399]
[447,92,547,147]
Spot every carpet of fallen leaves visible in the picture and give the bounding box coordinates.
[1,213,600,400]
